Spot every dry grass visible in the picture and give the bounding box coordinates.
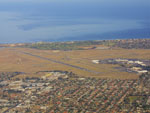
[0,48,150,79]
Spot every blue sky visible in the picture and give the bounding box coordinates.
[0,0,150,43]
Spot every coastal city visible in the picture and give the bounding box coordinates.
[0,0,149,112]
[1,40,150,112]
[0,69,150,112]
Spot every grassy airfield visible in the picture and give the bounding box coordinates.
[1,46,150,79]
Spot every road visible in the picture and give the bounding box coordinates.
[16,50,100,74]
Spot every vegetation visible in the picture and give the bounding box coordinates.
[1,39,150,50]
[23,41,102,50]
[21,39,150,50]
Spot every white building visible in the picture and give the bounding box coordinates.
[92,60,99,64]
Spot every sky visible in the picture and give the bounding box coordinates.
[0,0,150,43]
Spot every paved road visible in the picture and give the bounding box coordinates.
[17,50,100,74]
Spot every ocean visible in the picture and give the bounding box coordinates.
[0,1,150,43]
